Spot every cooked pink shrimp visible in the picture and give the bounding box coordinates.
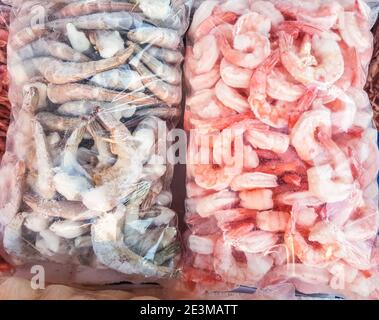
[213,239,273,286]
[307,132,354,203]
[290,109,332,164]
[186,89,236,119]
[218,32,270,69]
[212,127,244,167]
[195,190,239,217]
[220,58,252,89]
[230,172,278,191]
[187,34,220,75]
[250,1,284,27]
[285,228,336,267]
[279,32,344,86]
[225,227,279,254]
[240,189,274,210]
[338,11,372,53]
[277,191,324,207]
[220,0,249,15]
[234,12,271,36]
[194,10,238,41]
[291,203,319,228]
[256,211,290,232]
[188,0,219,39]
[248,51,295,128]
[214,208,257,229]
[243,144,259,169]
[186,62,220,91]
[215,79,249,113]
[266,67,305,102]
[246,128,290,154]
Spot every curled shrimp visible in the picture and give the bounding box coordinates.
[338,11,372,53]
[191,164,240,191]
[279,32,344,86]
[266,67,305,102]
[220,58,252,89]
[250,1,284,27]
[307,132,354,203]
[186,89,236,119]
[213,238,274,286]
[187,34,220,75]
[290,109,332,164]
[194,190,239,217]
[215,79,249,113]
[256,210,290,232]
[234,12,271,36]
[218,31,270,69]
[246,128,290,154]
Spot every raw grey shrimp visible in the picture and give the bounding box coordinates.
[47,83,160,106]
[49,220,90,240]
[53,123,93,201]
[146,46,184,65]
[25,46,135,85]
[3,213,42,263]
[132,43,182,85]
[23,194,99,221]
[86,119,115,171]
[89,67,143,91]
[10,23,48,49]
[131,60,181,105]
[88,30,125,59]
[47,12,148,31]
[35,112,83,133]
[13,39,90,62]
[32,120,55,200]
[91,208,175,278]
[128,27,181,50]
[55,0,142,18]
[0,156,26,226]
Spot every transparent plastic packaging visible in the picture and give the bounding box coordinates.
[0,0,192,285]
[183,0,379,299]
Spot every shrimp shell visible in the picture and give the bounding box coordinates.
[131,61,181,105]
[13,39,90,62]
[132,43,181,85]
[128,27,181,50]
[47,83,160,106]
[10,24,48,49]
[27,46,135,85]
[47,12,148,31]
[146,46,184,65]
[23,194,99,221]
[55,0,142,18]
[35,112,83,133]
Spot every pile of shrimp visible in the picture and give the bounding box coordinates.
[0,0,191,280]
[184,0,379,299]
[0,3,9,158]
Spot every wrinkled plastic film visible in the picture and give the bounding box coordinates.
[0,0,192,284]
[183,0,379,299]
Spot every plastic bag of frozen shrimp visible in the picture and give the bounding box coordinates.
[183,0,379,299]
[0,0,192,285]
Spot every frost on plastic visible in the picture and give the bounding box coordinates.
[183,0,379,299]
[0,0,192,284]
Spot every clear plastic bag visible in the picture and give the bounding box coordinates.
[0,0,192,285]
[183,0,379,299]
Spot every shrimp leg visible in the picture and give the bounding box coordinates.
[28,46,135,84]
